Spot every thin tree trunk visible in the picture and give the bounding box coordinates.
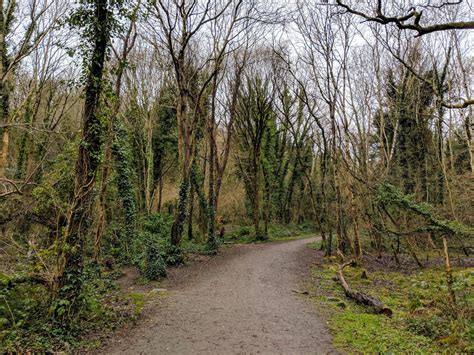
[0,9,10,178]
[207,136,217,249]
[158,177,163,212]
[0,128,9,177]
[443,237,456,306]
[187,182,195,240]
[253,155,261,240]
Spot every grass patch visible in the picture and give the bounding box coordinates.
[307,239,322,250]
[332,311,435,353]
[306,259,473,353]
[224,223,317,244]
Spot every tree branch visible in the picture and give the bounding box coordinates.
[336,0,474,37]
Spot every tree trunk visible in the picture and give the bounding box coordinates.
[207,135,217,250]
[253,156,262,240]
[262,165,270,240]
[0,14,10,178]
[187,182,195,240]
[0,128,9,177]
[171,89,192,246]
[171,176,190,246]
[442,237,456,306]
[158,177,163,212]
[57,0,110,303]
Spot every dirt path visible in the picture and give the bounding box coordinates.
[103,237,336,354]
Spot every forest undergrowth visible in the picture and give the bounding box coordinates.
[306,240,473,353]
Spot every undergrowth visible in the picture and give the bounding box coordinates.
[0,212,181,352]
[224,223,317,243]
[306,256,473,353]
[0,266,124,352]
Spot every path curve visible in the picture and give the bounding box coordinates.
[103,237,335,354]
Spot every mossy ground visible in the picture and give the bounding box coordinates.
[305,245,473,353]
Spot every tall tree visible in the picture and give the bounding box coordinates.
[235,75,274,240]
[57,0,117,304]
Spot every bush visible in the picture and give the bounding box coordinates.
[130,213,175,279]
[143,243,166,280]
[236,226,251,237]
[0,274,47,348]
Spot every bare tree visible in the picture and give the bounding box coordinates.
[0,0,64,177]
[336,0,474,110]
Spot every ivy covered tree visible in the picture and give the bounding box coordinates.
[56,0,123,306]
[152,85,178,212]
[235,76,274,240]
[374,61,438,200]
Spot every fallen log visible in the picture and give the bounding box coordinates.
[337,260,393,317]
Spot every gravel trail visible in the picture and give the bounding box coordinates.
[103,237,335,354]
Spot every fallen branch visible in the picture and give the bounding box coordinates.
[337,260,392,316]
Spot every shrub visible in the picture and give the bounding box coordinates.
[143,242,166,280]
[129,213,174,279]
[0,266,118,351]
[0,274,47,348]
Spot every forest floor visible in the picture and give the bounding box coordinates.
[98,236,337,354]
[304,241,473,353]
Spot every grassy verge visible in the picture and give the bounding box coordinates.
[304,252,473,353]
[224,223,318,244]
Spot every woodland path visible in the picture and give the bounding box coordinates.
[102,237,336,354]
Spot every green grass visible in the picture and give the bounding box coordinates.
[331,311,436,353]
[224,223,317,244]
[306,261,474,353]
[307,239,322,250]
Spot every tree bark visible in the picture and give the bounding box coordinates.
[0,128,9,177]
[252,153,262,240]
